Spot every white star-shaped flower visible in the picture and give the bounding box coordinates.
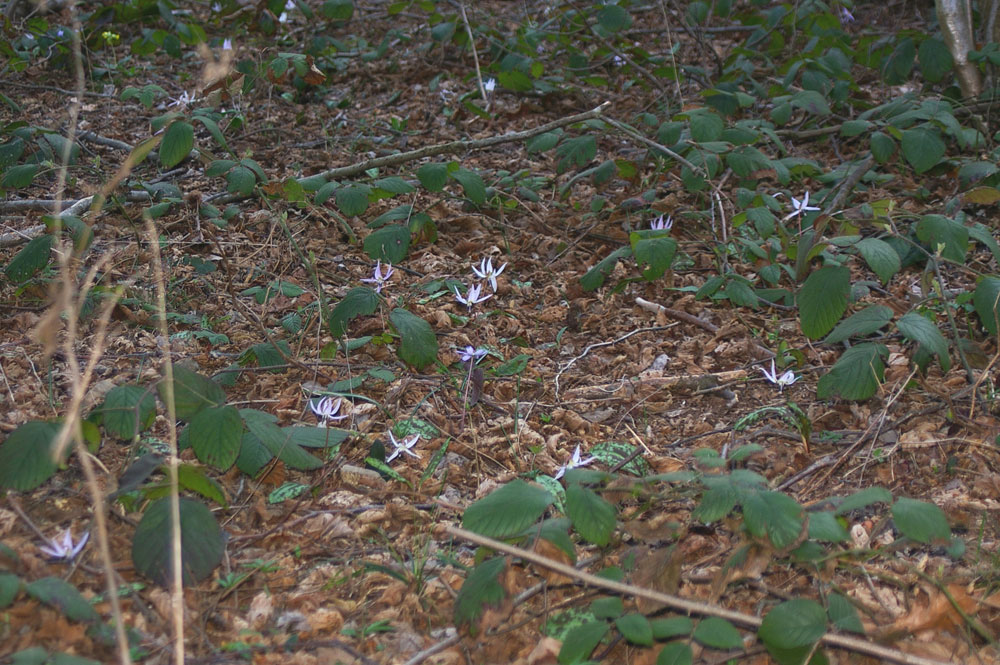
[758,359,798,391]
[310,396,348,426]
[471,257,507,292]
[782,191,821,221]
[554,445,596,480]
[386,431,420,463]
[39,528,89,561]
[454,283,492,310]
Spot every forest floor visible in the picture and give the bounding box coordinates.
[1,1,1000,665]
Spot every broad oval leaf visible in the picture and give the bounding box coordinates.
[462,479,553,539]
[973,276,1000,336]
[160,120,193,169]
[856,237,900,285]
[901,127,945,174]
[915,214,968,263]
[5,234,53,283]
[816,343,888,401]
[798,266,850,339]
[131,497,224,586]
[657,641,693,665]
[742,490,804,549]
[1,163,39,188]
[390,308,438,369]
[616,613,654,646]
[835,487,893,515]
[565,483,616,546]
[693,617,744,650]
[891,497,950,544]
[25,577,101,623]
[896,312,950,372]
[632,236,678,282]
[0,572,20,609]
[450,168,486,205]
[363,224,410,264]
[240,409,322,470]
[0,421,63,490]
[416,162,448,191]
[158,366,226,420]
[189,405,243,470]
[808,511,850,543]
[329,286,380,337]
[823,305,893,344]
[581,246,632,292]
[651,617,694,640]
[828,592,864,634]
[759,598,826,650]
[558,620,609,665]
[336,184,371,216]
[100,384,156,439]
[454,557,507,634]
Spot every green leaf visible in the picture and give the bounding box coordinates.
[462,479,553,538]
[918,38,953,82]
[241,340,291,371]
[693,483,738,523]
[591,596,624,619]
[329,286,379,337]
[240,409,322,470]
[741,491,804,549]
[790,89,830,116]
[759,599,826,650]
[901,127,945,174]
[835,487,893,515]
[632,236,678,281]
[891,497,950,544]
[372,176,414,194]
[969,224,1000,265]
[565,483,616,546]
[915,214,968,262]
[493,354,531,377]
[268,481,309,503]
[235,432,273,476]
[416,162,448,191]
[839,120,872,137]
[651,617,693,640]
[590,441,652,476]
[176,463,227,506]
[657,642,693,665]
[454,557,507,634]
[617,613,654,646]
[973,276,1000,335]
[856,238,900,285]
[100,384,156,439]
[807,511,850,542]
[526,130,562,153]
[1,163,39,188]
[192,114,228,152]
[131,497,224,586]
[158,366,226,420]
[336,184,371,216]
[870,131,895,163]
[798,266,850,339]
[882,37,915,84]
[823,305,894,344]
[827,593,864,634]
[321,0,354,20]
[0,572,20,609]
[363,224,410,263]
[5,234,53,283]
[226,165,256,196]
[581,246,632,291]
[390,308,438,369]
[816,343,888,401]
[189,405,243,470]
[688,109,723,142]
[597,4,631,31]
[285,425,350,450]
[896,312,950,372]
[726,146,771,177]
[160,121,193,169]
[0,421,64,490]
[41,133,80,164]
[693,617,744,650]
[555,135,596,172]
[558,620,609,665]
[450,168,487,204]
[25,577,100,623]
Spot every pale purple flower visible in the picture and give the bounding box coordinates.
[279,0,294,21]
[759,359,798,391]
[454,283,492,310]
[39,528,88,561]
[386,431,420,463]
[310,396,348,425]
[222,38,232,50]
[169,89,195,108]
[782,191,820,221]
[650,214,673,231]
[458,345,488,364]
[471,257,507,292]
[554,445,596,480]
[360,261,394,293]
[611,55,625,67]
[839,6,854,23]
[483,78,496,93]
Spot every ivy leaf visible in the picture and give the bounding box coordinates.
[565,483,616,546]
[816,343,888,401]
[132,497,224,586]
[390,308,438,369]
[892,497,950,544]
[462,479,553,539]
[329,286,379,337]
[896,312,950,372]
[798,266,850,339]
[823,305,893,344]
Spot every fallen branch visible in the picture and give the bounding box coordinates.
[208,101,611,204]
[445,525,952,665]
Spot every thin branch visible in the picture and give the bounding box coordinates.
[459,2,489,112]
[601,116,703,174]
[207,102,611,205]
[445,526,953,665]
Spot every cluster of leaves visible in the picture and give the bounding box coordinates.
[456,447,957,664]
